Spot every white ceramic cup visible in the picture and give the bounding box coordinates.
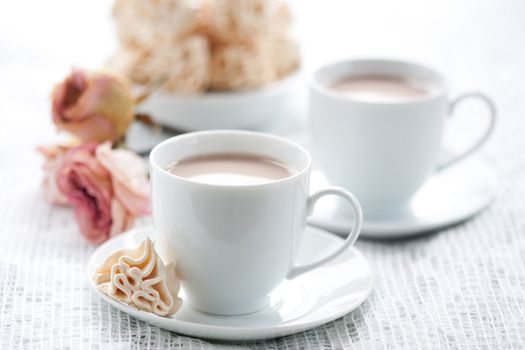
[310,58,496,217]
[150,130,363,315]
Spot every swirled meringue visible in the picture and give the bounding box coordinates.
[94,238,182,317]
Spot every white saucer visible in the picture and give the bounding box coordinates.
[87,225,373,341]
[307,157,498,239]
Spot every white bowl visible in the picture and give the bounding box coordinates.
[137,72,302,131]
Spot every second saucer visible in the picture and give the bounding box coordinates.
[307,156,497,239]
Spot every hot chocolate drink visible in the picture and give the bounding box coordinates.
[330,75,431,102]
[165,153,293,185]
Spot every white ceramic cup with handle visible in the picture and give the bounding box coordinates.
[310,58,496,217]
[150,130,363,315]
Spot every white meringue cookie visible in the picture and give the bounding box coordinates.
[94,238,182,317]
[210,41,276,91]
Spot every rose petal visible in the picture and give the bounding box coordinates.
[68,170,113,243]
[56,142,113,243]
[96,142,151,215]
[51,69,87,124]
[37,145,72,206]
[57,115,119,143]
[110,199,135,238]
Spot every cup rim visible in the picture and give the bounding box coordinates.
[310,57,448,106]
[150,130,312,188]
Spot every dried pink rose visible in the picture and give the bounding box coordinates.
[51,69,135,143]
[38,142,151,243]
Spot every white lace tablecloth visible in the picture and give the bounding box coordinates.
[1,0,525,348]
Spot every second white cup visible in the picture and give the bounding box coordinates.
[310,59,496,217]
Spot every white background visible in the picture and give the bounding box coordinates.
[0,0,524,348]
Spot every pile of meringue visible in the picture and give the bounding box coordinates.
[94,238,182,317]
[107,0,300,93]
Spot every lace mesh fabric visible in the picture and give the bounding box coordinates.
[1,191,523,349]
[1,0,525,348]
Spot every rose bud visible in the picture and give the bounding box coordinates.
[51,69,135,143]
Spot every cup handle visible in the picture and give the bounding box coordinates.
[437,92,497,170]
[287,187,363,279]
